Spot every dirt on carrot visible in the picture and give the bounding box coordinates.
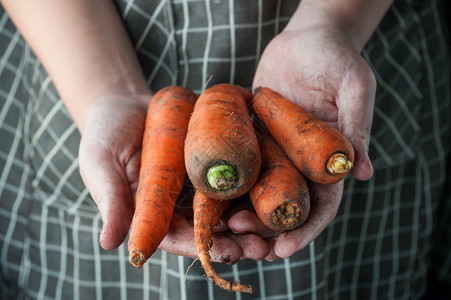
[249,127,310,232]
[128,86,197,268]
[184,83,261,200]
[252,87,354,185]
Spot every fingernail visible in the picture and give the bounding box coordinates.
[265,258,275,262]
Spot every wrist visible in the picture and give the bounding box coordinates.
[284,3,363,52]
[285,0,393,52]
[65,70,151,134]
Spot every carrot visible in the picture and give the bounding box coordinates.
[184,83,261,200]
[252,87,354,185]
[128,86,197,268]
[193,190,254,294]
[249,128,310,232]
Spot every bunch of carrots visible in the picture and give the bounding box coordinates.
[127,84,354,294]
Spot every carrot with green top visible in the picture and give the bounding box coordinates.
[185,83,261,200]
[252,87,354,185]
[128,86,197,268]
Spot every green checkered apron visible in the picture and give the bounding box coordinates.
[1,0,450,299]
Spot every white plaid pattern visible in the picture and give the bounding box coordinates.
[1,0,450,299]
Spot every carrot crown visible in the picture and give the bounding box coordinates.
[326,152,353,175]
[206,164,238,191]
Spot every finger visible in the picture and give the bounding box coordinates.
[336,61,376,181]
[158,214,197,259]
[264,237,279,261]
[124,150,141,200]
[228,209,277,239]
[274,181,343,258]
[216,195,253,233]
[212,216,231,233]
[221,194,254,220]
[79,138,134,250]
[212,197,245,233]
[209,235,244,264]
[226,232,271,261]
[159,214,243,265]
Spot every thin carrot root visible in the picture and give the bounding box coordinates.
[198,250,254,294]
[193,191,254,294]
[184,257,199,284]
[326,152,353,175]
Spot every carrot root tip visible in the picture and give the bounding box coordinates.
[129,250,146,268]
[206,164,237,190]
[326,152,353,175]
[272,201,303,230]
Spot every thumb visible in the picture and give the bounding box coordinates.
[79,137,135,250]
[337,63,376,181]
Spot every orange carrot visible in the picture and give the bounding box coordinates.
[184,83,261,200]
[193,190,254,294]
[249,128,310,232]
[252,87,354,185]
[128,86,197,268]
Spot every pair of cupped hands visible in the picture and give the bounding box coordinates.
[79,25,375,263]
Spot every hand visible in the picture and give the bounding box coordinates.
[253,26,375,176]
[79,95,271,262]
[79,95,149,250]
[228,182,344,260]
[233,23,376,259]
[158,191,272,264]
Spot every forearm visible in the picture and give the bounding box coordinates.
[286,0,394,51]
[2,0,150,132]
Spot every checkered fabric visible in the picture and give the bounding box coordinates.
[1,0,450,299]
